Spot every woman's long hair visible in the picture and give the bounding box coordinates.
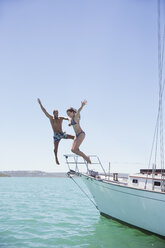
[67,107,77,113]
[67,107,81,119]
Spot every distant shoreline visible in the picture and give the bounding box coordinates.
[0,171,67,177]
[0,171,129,178]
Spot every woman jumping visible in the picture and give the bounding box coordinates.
[67,100,91,164]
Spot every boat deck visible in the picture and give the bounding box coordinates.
[64,154,165,193]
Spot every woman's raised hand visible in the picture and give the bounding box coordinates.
[81,100,87,107]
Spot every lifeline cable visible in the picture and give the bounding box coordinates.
[68,173,98,210]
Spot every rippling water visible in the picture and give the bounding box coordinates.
[0,177,165,248]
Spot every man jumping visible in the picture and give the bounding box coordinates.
[37,98,74,165]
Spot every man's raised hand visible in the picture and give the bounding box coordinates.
[37,98,41,105]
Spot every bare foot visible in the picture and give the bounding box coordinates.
[86,157,91,164]
[55,158,60,165]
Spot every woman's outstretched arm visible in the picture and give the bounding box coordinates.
[76,100,87,118]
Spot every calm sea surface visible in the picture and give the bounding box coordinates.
[0,177,165,248]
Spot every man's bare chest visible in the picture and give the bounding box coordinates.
[52,119,62,127]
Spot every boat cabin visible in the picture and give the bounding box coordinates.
[128,169,165,191]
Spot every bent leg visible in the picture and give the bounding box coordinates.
[66,134,75,140]
[72,138,77,151]
[54,141,60,165]
[73,149,91,163]
[71,133,91,164]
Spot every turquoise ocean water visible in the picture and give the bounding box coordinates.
[0,177,165,248]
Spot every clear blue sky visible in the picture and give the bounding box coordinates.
[0,0,164,173]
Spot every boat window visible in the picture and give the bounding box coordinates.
[132,179,138,183]
[154,181,161,186]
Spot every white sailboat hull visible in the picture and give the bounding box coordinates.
[81,174,165,237]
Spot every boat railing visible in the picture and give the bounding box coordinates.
[64,154,107,177]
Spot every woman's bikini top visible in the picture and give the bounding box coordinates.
[71,118,78,126]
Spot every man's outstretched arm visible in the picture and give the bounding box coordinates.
[60,117,69,121]
[37,98,53,119]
